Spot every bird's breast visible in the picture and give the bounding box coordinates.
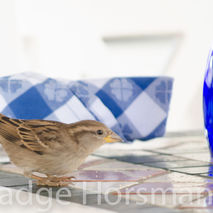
[38,151,87,176]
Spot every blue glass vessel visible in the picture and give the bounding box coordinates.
[203,49,213,155]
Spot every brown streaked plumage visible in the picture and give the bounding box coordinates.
[0,113,122,186]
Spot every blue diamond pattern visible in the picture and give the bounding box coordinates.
[3,87,52,119]
[0,73,173,142]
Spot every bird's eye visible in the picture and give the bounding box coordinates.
[97,129,103,135]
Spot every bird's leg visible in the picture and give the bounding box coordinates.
[24,172,51,186]
[30,174,54,186]
[24,172,71,187]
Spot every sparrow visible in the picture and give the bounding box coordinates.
[0,113,122,186]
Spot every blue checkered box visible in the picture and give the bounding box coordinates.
[0,73,173,142]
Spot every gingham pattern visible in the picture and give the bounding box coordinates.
[0,73,173,141]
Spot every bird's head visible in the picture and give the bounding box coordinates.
[67,120,123,153]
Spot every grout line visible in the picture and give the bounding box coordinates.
[109,171,170,194]
[177,193,209,209]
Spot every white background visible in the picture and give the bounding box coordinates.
[0,0,213,132]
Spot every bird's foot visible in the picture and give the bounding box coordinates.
[36,179,70,187]
[28,174,76,187]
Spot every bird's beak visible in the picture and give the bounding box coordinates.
[104,132,123,143]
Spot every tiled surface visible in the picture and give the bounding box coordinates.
[0,132,213,212]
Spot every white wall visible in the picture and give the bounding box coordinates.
[1,0,213,132]
[0,0,19,75]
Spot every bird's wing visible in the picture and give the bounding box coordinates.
[0,114,65,155]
